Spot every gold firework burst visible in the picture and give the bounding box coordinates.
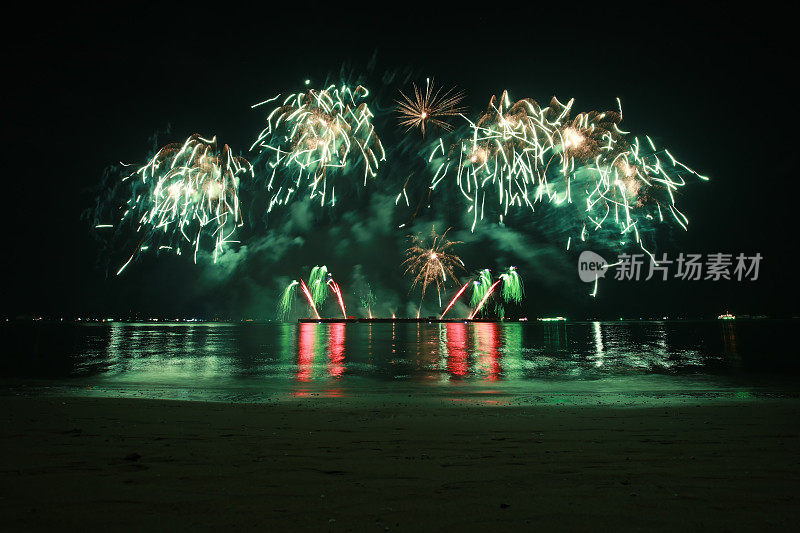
[396,79,466,136]
[402,226,464,308]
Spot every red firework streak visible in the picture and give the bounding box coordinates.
[298,280,321,319]
[469,280,502,319]
[440,280,471,319]
[327,279,347,319]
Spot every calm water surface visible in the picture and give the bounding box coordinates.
[2,321,798,404]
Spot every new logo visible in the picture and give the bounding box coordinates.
[578,251,608,282]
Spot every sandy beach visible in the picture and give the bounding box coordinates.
[1,396,799,531]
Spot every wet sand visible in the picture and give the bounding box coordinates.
[2,396,799,531]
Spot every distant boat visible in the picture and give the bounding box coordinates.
[717,312,735,320]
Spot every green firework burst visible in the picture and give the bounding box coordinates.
[308,265,329,307]
[470,269,493,308]
[278,280,299,320]
[251,84,385,211]
[500,266,523,303]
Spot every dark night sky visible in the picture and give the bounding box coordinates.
[4,2,798,319]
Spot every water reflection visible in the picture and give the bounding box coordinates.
[328,323,346,378]
[446,322,468,378]
[721,322,741,369]
[473,323,501,381]
[591,321,604,368]
[543,322,568,351]
[101,323,229,381]
[90,322,723,382]
[297,323,317,382]
[6,320,793,390]
[296,323,347,381]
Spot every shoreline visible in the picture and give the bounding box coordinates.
[6,381,800,410]
[2,396,799,530]
[4,373,800,408]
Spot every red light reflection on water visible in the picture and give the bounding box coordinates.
[474,322,502,381]
[297,323,317,382]
[327,323,346,378]
[446,322,469,377]
[297,322,347,382]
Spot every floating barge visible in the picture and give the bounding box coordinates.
[298,317,530,324]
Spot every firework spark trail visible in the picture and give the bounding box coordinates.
[358,286,376,319]
[429,91,559,231]
[396,78,466,136]
[114,135,252,274]
[440,280,471,319]
[308,266,329,307]
[462,267,524,318]
[251,84,385,212]
[402,226,464,309]
[469,280,502,319]
[278,266,348,320]
[428,93,707,254]
[278,280,299,320]
[327,278,347,318]
[500,266,523,303]
[470,269,493,309]
[298,279,321,319]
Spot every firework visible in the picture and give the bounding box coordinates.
[428,92,707,257]
[278,279,320,320]
[358,285,377,319]
[440,280,471,319]
[298,280,321,320]
[277,266,347,320]
[469,280,502,319]
[308,266,329,307]
[327,277,347,318]
[429,91,557,230]
[469,269,493,309]
[500,266,523,303]
[455,267,525,319]
[112,135,252,274]
[396,78,466,136]
[441,266,521,319]
[546,102,708,258]
[278,280,299,320]
[402,226,464,309]
[251,84,385,211]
